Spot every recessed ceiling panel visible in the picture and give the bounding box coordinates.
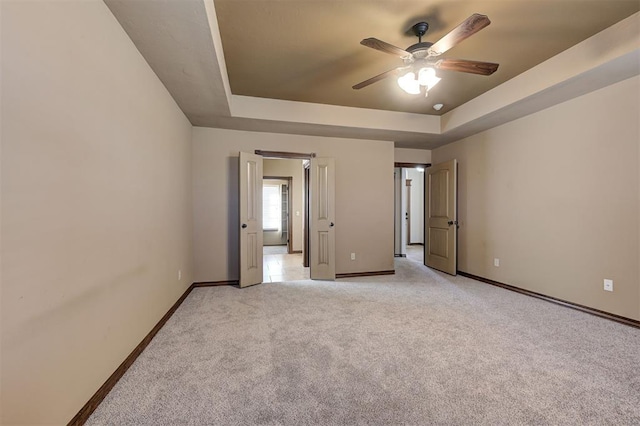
[214,0,639,115]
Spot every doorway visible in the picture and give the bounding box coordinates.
[263,177,292,253]
[240,151,336,286]
[262,158,309,282]
[394,163,428,264]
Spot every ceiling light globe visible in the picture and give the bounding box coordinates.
[418,67,441,91]
[397,72,420,95]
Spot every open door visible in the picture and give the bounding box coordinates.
[425,159,457,275]
[310,157,335,280]
[239,152,263,287]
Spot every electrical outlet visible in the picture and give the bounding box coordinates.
[178,269,182,281]
[494,258,500,267]
[351,253,356,261]
[604,279,613,292]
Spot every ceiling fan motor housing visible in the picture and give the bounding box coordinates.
[405,42,434,60]
[406,22,434,60]
[411,22,429,39]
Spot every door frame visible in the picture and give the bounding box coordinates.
[394,162,430,257]
[255,150,316,270]
[406,178,412,245]
[264,176,293,254]
[304,163,310,267]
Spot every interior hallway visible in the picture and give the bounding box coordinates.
[405,244,424,264]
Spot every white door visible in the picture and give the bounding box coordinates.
[425,159,457,275]
[310,157,335,280]
[239,152,263,288]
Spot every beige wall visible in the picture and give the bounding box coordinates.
[1,1,193,424]
[263,159,304,251]
[394,148,432,164]
[192,127,395,282]
[433,76,640,321]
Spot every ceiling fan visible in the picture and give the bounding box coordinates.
[353,14,499,95]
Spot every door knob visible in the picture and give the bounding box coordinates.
[330,222,335,227]
[447,220,458,226]
[241,223,247,229]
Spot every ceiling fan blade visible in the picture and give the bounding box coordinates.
[352,67,407,90]
[361,38,412,59]
[427,13,491,57]
[437,58,499,75]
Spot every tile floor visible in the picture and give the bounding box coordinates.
[263,245,288,255]
[262,245,422,282]
[263,247,309,283]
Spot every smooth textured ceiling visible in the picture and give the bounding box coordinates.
[105,0,231,122]
[106,1,639,148]
[215,0,639,115]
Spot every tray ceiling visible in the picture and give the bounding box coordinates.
[214,0,639,115]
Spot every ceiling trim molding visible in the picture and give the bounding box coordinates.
[230,95,440,134]
[203,0,232,110]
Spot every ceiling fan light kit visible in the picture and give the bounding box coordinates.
[354,13,499,99]
[397,67,441,95]
[397,72,421,94]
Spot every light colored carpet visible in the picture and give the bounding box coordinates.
[87,258,640,425]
